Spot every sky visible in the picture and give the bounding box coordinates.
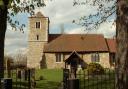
[5,0,116,55]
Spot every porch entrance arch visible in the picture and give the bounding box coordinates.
[64,51,87,78]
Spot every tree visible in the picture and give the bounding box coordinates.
[0,0,45,79]
[13,50,27,68]
[73,0,128,89]
[4,55,13,78]
[116,1,128,89]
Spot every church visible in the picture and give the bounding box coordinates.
[27,12,116,69]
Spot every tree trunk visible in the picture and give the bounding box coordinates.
[0,5,8,78]
[116,0,128,89]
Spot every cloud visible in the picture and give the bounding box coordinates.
[5,25,28,55]
[66,21,116,38]
[36,0,97,26]
[65,27,87,34]
[97,21,116,38]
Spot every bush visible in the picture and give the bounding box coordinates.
[39,75,44,80]
[87,63,104,75]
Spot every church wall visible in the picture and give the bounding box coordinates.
[99,53,110,68]
[27,42,46,69]
[29,18,49,41]
[45,53,65,69]
[82,53,110,68]
[44,52,111,69]
[27,13,49,69]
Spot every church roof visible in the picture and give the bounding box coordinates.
[106,38,116,53]
[44,34,109,53]
[48,34,61,42]
[65,51,83,63]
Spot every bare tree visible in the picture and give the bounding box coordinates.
[13,50,27,68]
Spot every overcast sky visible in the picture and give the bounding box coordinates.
[5,0,116,55]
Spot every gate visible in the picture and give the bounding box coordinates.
[63,69,69,89]
[63,69,115,89]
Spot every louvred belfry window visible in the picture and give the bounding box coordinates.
[36,22,40,29]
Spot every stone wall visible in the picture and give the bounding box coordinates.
[27,42,46,69]
[44,52,110,69]
[99,53,110,68]
[45,53,64,69]
[28,17,49,41]
[27,16,49,69]
[83,53,110,68]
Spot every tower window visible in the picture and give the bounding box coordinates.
[37,35,39,40]
[36,22,41,29]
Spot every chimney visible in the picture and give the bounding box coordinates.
[60,24,65,34]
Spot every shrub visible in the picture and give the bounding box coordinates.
[87,63,104,75]
[39,75,44,80]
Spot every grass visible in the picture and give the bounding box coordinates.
[78,70,115,89]
[35,69,63,89]
[9,69,115,89]
[9,69,63,89]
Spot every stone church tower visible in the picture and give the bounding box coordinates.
[27,12,49,68]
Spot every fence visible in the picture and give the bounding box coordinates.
[4,68,35,89]
[63,69,115,89]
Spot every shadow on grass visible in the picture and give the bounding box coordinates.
[80,78,115,89]
[12,86,28,89]
[36,80,61,89]
[12,79,61,89]
[12,81,29,89]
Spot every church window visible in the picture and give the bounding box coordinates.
[36,22,41,29]
[110,53,115,63]
[91,53,100,62]
[37,35,39,40]
[56,53,63,62]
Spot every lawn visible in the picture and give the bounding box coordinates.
[78,69,115,89]
[9,69,63,89]
[9,69,115,89]
[35,69,63,89]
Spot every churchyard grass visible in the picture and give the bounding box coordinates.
[35,69,63,89]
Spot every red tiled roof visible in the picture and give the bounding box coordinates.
[65,51,83,62]
[48,34,61,42]
[44,34,109,52]
[106,39,116,53]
